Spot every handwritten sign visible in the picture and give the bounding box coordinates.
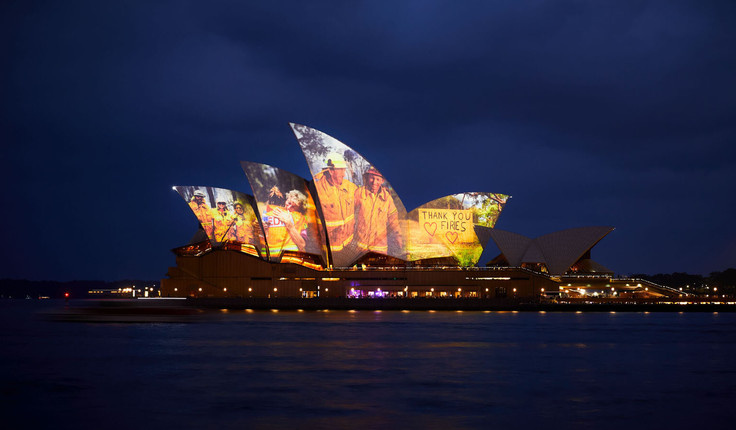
[418,209,476,244]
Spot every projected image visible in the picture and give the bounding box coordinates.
[354,166,403,256]
[291,123,406,267]
[464,192,509,228]
[407,193,510,266]
[174,186,265,257]
[241,162,328,266]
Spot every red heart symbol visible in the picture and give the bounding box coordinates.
[424,222,437,236]
[445,231,458,244]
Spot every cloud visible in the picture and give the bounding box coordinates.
[2,0,735,278]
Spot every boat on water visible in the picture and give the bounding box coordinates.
[40,298,205,323]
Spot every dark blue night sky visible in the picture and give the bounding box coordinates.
[2,1,735,281]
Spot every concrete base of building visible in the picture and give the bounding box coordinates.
[161,249,683,301]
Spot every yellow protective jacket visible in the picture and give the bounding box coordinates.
[189,200,214,239]
[353,186,400,254]
[229,214,253,244]
[265,207,307,258]
[314,175,357,251]
[212,209,234,242]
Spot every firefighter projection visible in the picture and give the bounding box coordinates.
[407,192,510,266]
[241,162,328,267]
[290,123,406,267]
[172,125,512,268]
[174,186,265,258]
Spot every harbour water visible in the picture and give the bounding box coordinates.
[2,301,735,429]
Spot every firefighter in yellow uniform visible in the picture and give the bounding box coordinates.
[353,166,402,255]
[264,189,309,259]
[313,153,357,266]
[211,200,234,243]
[188,190,214,239]
[229,201,259,257]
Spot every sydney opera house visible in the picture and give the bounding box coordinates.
[161,124,677,300]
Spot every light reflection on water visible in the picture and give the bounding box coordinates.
[2,301,736,429]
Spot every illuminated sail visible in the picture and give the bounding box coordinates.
[174,186,266,258]
[407,192,510,266]
[241,161,328,267]
[290,123,407,267]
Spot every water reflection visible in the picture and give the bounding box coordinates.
[2,302,736,429]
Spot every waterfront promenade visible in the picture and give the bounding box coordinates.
[186,297,736,312]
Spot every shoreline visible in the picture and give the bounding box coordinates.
[185,297,736,312]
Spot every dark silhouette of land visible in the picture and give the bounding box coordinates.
[0,279,158,299]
